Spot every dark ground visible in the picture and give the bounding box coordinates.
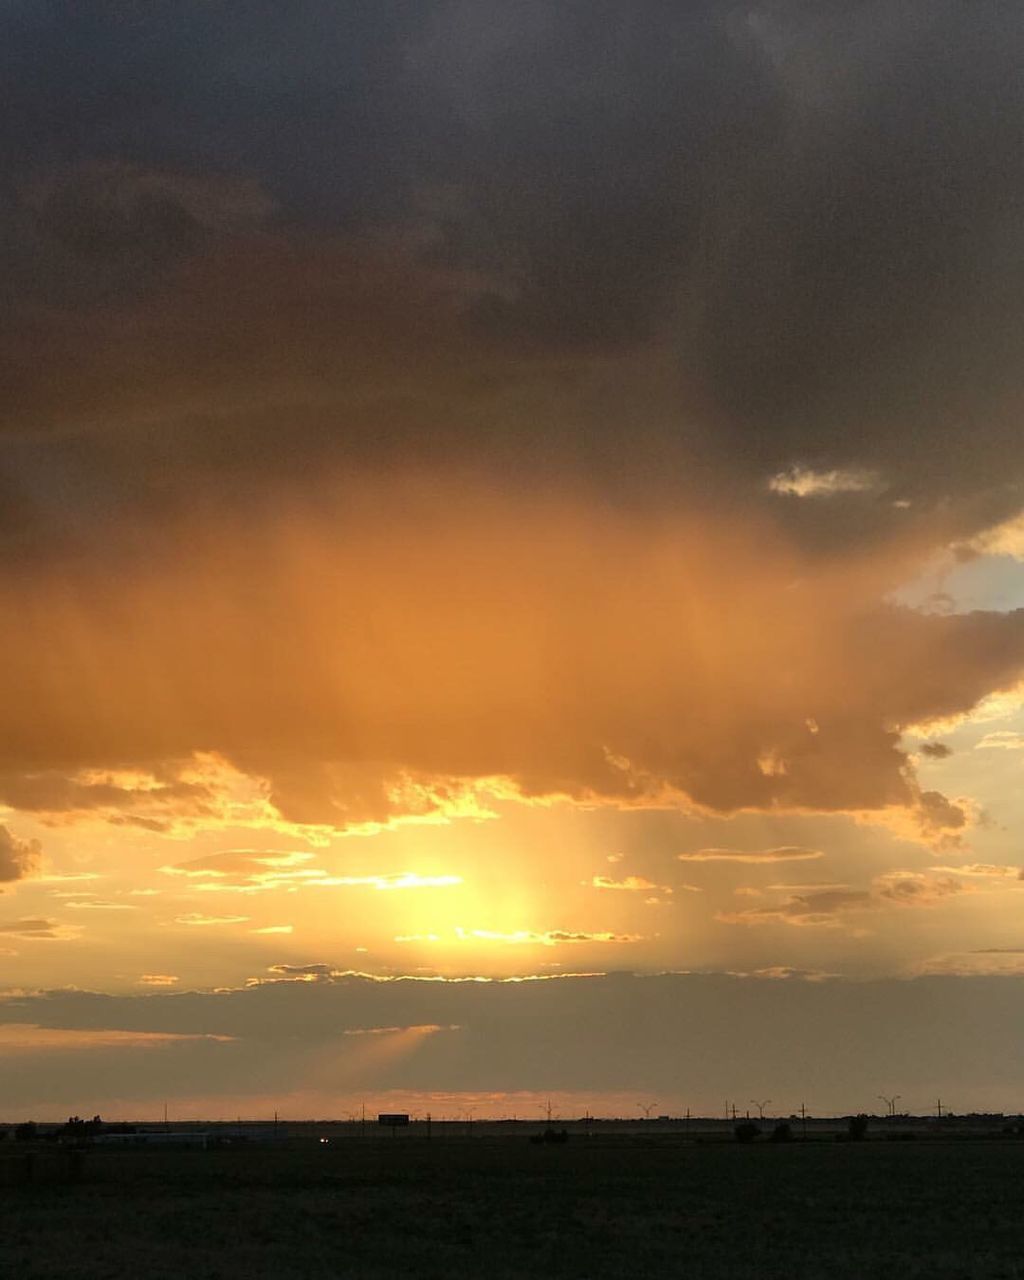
[2,1135,1023,1279]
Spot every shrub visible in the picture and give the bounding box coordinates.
[770,1121,793,1143]
[848,1114,869,1142]
[734,1121,761,1144]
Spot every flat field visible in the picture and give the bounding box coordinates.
[2,1135,1023,1279]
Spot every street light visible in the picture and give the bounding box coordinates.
[750,1099,771,1120]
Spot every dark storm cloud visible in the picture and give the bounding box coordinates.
[0,3,1022,836]
[1,0,1021,539]
[4,972,1024,1111]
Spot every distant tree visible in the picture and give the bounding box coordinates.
[848,1114,869,1142]
[734,1121,761,1144]
[58,1115,106,1144]
[530,1128,570,1145]
[770,1121,793,1143]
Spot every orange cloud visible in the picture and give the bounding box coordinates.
[679,847,824,863]
[342,1024,459,1037]
[0,1024,233,1051]
[0,486,1019,847]
[162,851,461,894]
[591,875,671,893]
[173,913,250,927]
[454,928,639,947]
[0,827,41,883]
[718,872,970,929]
[0,917,78,940]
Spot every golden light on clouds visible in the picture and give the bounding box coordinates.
[0,1024,234,1051]
[5,0,1024,1118]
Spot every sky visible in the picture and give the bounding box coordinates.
[3,1,1024,1121]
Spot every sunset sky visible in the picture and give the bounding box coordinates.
[4,1,1024,1121]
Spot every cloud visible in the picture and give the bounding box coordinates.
[0,764,222,831]
[871,872,966,906]
[0,827,41,883]
[768,467,878,498]
[0,3,1022,852]
[173,914,250,927]
[0,918,76,940]
[717,890,873,929]
[266,964,337,982]
[162,852,462,894]
[308,874,463,892]
[919,742,952,759]
[449,928,640,948]
[911,791,969,846]
[163,851,317,878]
[541,931,638,945]
[0,1024,233,1051]
[137,975,179,987]
[975,732,1024,750]
[960,512,1024,561]
[0,490,1016,846]
[591,875,670,894]
[736,967,838,983]
[64,899,137,911]
[917,951,1024,977]
[678,847,824,864]
[929,864,1021,879]
[252,925,294,935]
[342,1024,458,1038]
[718,872,970,928]
[8,971,1024,1115]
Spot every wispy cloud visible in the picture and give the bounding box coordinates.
[930,864,1022,879]
[342,1024,459,1037]
[975,732,1024,750]
[718,873,969,929]
[163,852,461,894]
[591,875,674,894]
[455,928,639,947]
[394,928,639,948]
[173,913,250,927]
[0,1023,233,1051]
[679,847,823,864]
[0,917,78,940]
[64,898,138,911]
[768,466,878,498]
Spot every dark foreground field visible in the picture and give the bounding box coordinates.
[3,1136,1023,1279]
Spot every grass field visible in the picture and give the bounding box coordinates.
[2,1135,1023,1279]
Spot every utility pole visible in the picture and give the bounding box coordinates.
[799,1102,808,1142]
[936,1098,943,1120]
